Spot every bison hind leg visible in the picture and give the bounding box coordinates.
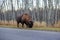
[21,23,24,28]
[17,22,19,28]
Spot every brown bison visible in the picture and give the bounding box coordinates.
[16,13,33,28]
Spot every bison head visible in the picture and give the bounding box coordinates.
[25,21,33,28]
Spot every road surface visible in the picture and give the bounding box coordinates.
[0,27,60,40]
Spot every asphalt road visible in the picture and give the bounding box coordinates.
[0,27,60,40]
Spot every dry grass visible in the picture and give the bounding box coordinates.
[0,20,60,32]
[0,20,27,28]
[54,21,60,28]
[0,20,60,28]
[33,21,46,28]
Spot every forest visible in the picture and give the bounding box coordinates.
[0,0,60,27]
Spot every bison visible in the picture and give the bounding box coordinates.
[16,13,33,28]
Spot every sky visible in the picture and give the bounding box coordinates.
[0,0,44,10]
[0,0,3,5]
[0,0,45,10]
[0,0,60,11]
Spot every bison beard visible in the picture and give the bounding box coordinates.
[16,13,33,28]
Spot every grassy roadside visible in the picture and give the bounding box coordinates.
[0,25,17,28]
[30,27,60,32]
[0,25,60,32]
